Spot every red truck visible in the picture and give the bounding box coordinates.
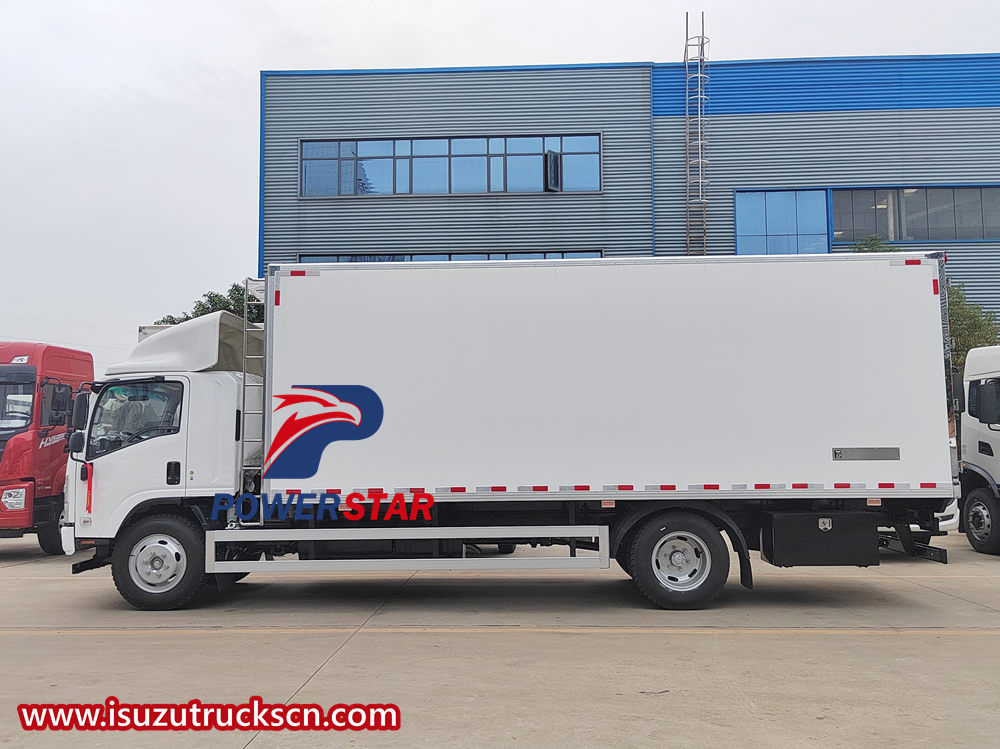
[0,343,93,554]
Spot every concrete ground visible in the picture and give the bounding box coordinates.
[1,532,998,748]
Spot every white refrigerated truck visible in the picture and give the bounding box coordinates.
[63,253,957,610]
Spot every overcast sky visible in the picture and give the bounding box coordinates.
[2,0,998,373]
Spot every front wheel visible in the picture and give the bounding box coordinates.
[629,512,730,610]
[36,523,64,556]
[111,515,206,610]
[963,489,1000,554]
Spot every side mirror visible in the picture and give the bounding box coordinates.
[71,392,90,431]
[51,384,72,415]
[952,371,966,414]
[980,381,1000,425]
[67,431,86,454]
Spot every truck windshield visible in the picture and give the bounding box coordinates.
[0,385,33,430]
[88,381,183,459]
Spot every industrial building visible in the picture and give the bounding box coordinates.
[259,49,1000,312]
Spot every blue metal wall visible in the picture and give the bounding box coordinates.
[652,54,1000,115]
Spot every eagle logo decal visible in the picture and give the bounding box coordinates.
[262,385,383,480]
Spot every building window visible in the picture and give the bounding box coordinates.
[832,187,1000,243]
[735,190,828,254]
[298,251,603,263]
[301,135,601,197]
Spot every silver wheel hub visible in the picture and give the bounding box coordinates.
[129,534,187,594]
[651,531,712,592]
[969,501,993,542]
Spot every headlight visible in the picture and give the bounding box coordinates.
[1,489,26,510]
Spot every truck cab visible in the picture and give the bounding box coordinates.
[959,345,1000,553]
[62,313,262,563]
[0,343,93,554]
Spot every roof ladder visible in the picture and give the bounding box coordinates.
[238,277,266,524]
[684,11,710,255]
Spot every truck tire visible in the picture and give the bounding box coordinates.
[963,489,1000,555]
[36,524,64,556]
[111,515,206,610]
[615,537,634,577]
[629,512,729,609]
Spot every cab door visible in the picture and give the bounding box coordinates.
[72,378,189,539]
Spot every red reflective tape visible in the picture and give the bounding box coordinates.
[274,290,281,306]
[290,270,306,276]
[85,463,94,513]
[754,483,770,490]
[449,487,466,493]
[532,486,548,492]
[920,482,937,489]
[932,278,940,295]
[367,488,383,494]
[834,483,851,489]
[904,259,922,266]
[703,484,719,490]
[574,485,590,491]
[660,484,676,491]
[409,487,425,493]
[617,484,634,491]
[491,486,506,492]
[286,489,301,495]
[878,482,895,489]
[792,483,809,489]
[326,489,341,494]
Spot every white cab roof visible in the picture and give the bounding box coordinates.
[105,311,262,376]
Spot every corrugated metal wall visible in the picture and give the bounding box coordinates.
[262,67,653,265]
[654,108,1000,312]
[652,54,1000,115]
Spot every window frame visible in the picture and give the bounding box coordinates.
[85,380,185,461]
[733,188,830,255]
[298,134,603,199]
[829,184,1000,245]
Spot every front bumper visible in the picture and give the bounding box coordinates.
[0,482,33,531]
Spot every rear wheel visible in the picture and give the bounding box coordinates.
[615,534,634,577]
[629,512,730,609]
[963,489,1000,554]
[111,515,206,610]
[36,523,64,556]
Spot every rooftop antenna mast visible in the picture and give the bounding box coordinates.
[684,11,709,254]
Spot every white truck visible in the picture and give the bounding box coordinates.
[63,253,957,610]
[957,345,1000,553]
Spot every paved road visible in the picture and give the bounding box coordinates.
[1,533,998,748]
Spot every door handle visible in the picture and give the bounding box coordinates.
[166,461,181,485]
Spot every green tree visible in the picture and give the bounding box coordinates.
[849,237,999,368]
[850,235,895,253]
[948,283,1000,371]
[155,283,263,325]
